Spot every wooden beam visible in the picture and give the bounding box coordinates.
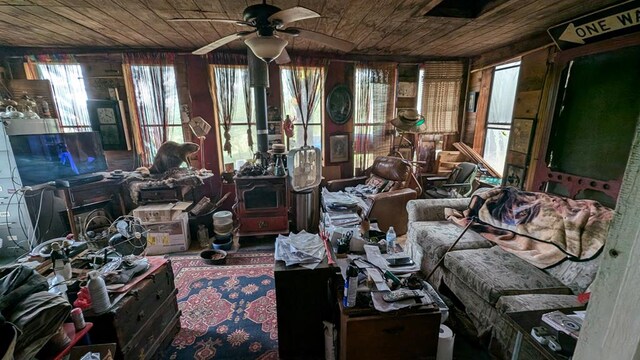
[413,0,444,17]
[471,32,553,70]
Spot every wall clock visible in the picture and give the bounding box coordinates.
[87,99,130,151]
[326,84,352,125]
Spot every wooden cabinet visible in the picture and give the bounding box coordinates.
[338,301,441,360]
[233,175,289,236]
[85,259,180,360]
[274,259,339,359]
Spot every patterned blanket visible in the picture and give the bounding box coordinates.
[446,187,613,268]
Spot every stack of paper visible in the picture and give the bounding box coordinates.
[275,231,326,269]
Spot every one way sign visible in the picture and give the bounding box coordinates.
[548,0,640,50]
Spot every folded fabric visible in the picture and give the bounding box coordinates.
[446,187,613,268]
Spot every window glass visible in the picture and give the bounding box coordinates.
[280,67,323,150]
[484,61,520,175]
[211,65,254,170]
[36,63,91,132]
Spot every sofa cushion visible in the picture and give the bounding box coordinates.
[495,294,582,313]
[544,256,601,294]
[410,221,492,269]
[409,222,493,287]
[444,246,572,306]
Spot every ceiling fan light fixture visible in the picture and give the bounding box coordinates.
[245,35,288,63]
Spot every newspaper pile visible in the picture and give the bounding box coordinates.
[275,231,326,269]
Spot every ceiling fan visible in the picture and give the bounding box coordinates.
[169,0,355,63]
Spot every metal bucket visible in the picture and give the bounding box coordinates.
[291,187,320,232]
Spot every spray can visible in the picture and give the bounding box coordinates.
[343,262,359,308]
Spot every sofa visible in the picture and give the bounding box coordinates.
[405,194,603,359]
[326,156,422,236]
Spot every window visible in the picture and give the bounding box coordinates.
[484,61,520,176]
[353,64,396,172]
[35,63,91,132]
[129,65,183,164]
[280,67,324,150]
[417,61,464,134]
[210,65,254,170]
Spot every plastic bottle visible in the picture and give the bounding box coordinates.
[386,226,396,254]
[343,262,359,308]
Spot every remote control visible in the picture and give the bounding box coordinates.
[382,289,424,302]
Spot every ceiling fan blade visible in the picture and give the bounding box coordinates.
[169,18,250,26]
[288,28,355,52]
[192,32,252,55]
[268,6,320,27]
[275,47,291,65]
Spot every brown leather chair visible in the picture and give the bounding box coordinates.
[325,156,421,236]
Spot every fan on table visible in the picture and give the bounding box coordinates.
[169,0,355,63]
[287,146,322,192]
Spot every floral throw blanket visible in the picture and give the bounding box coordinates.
[445,187,613,268]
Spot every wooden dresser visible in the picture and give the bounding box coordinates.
[86,259,180,359]
[338,297,441,360]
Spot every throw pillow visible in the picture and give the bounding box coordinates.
[365,175,388,192]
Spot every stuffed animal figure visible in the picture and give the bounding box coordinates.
[149,141,199,174]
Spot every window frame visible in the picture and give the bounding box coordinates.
[210,64,255,171]
[279,66,324,153]
[35,63,92,133]
[483,61,521,176]
[129,64,184,164]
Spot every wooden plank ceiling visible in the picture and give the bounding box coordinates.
[0,0,622,57]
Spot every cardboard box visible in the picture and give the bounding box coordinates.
[144,212,191,255]
[133,201,192,223]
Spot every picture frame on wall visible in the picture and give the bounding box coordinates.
[504,164,526,188]
[87,99,130,151]
[467,91,479,112]
[509,118,535,154]
[329,134,350,163]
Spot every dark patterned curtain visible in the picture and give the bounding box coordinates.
[353,62,397,172]
[123,53,179,166]
[281,56,327,146]
[207,53,248,155]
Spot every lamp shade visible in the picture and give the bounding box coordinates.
[245,35,288,63]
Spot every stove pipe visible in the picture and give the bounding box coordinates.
[248,49,270,155]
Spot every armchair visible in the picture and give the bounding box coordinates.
[325,156,421,235]
[424,162,477,198]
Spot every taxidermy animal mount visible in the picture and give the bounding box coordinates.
[149,141,200,174]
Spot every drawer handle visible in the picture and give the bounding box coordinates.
[382,326,405,335]
[137,310,145,321]
[156,289,164,300]
[130,289,139,300]
[258,221,268,229]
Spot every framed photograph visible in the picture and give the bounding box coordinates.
[509,118,534,154]
[326,84,352,125]
[329,134,350,163]
[397,82,417,97]
[87,99,130,151]
[504,164,525,188]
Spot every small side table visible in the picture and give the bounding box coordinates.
[338,297,441,360]
[505,308,583,360]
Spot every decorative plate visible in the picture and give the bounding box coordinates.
[326,84,352,125]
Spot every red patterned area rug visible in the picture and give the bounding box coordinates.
[159,252,278,360]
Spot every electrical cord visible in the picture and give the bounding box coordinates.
[28,188,45,250]
[4,189,28,252]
